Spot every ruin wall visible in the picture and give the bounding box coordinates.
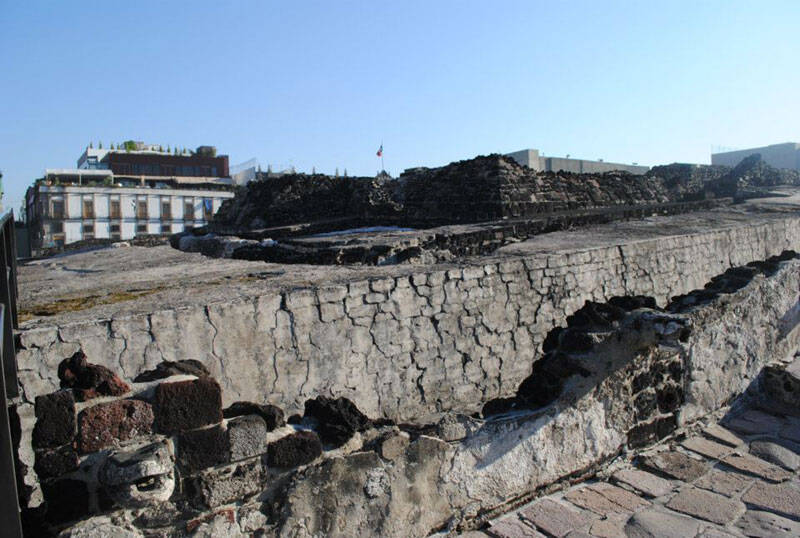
[16,216,800,424]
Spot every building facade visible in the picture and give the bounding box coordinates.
[506,148,650,175]
[711,142,800,170]
[26,144,235,249]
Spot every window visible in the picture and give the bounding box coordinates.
[51,200,65,219]
[136,199,148,219]
[161,199,171,219]
[160,223,171,234]
[110,199,121,219]
[82,223,94,239]
[184,201,194,220]
[202,198,213,221]
[51,222,63,234]
[136,223,147,234]
[82,198,95,218]
[110,224,121,234]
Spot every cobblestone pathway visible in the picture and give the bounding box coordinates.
[459,405,800,538]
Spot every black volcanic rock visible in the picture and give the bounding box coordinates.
[223,401,285,431]
[134,359,211,382]
[303,396,372,448]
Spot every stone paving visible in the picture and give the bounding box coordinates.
[460,404,800,538]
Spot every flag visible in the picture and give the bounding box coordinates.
[376,144,383,157]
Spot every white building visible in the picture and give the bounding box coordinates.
[711,142,800,170]
[26,143,236,249]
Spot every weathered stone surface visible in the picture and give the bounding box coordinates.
[177,425,230,472]
[623,508,702,538]
[741,481,800,519]
[133,359,210,382]
[749,440,800,471]
[736,509,800,537]
[42,478,90,523]
[379,430,410,461]
[266,430,322,468]
[694,469,752,497]
[681,436,734,459]
[227,415,268,461]
[223,401,285,431]
[702,424,745,447]
[436,413,483,441]
[100,440,174,507]
[588,482,650,512]
[57,516,143,538]
[726,409,785,436]
[304,396,371,448]
[721,453,792,482]
[488,517,544,538]
[564,486,631,516]
[154,377,222,434]
[34,445,79,479]
[188,458,264,509]
[58,350,130,401]
[33,390,75,449]
[518,499,595,537]
[77,399,154,453]
[612,469,673,498]
[188,510,245,538]
[639,451,708,482]
[665,487,744,525]
[588,517,627,538]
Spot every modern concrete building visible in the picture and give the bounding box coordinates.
[711,142,800,170]
[25,144,235,249]
[506,148,649,175]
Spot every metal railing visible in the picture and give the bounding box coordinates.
[0,210,23,536]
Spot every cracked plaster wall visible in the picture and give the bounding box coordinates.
[15,218,800,427]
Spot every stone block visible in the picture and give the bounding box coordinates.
[721,453,792,482]
[100,440,175,507]
[187,458,264,509]
[266,431,322,468]
[379,431,410,461]
[702,424,744,447]
[612,469,673,498]
[587,482,650,512]
[42,478,90,524]
[735,509,800,538]
[519,498,594,538]
[303,396,371,448]
[488,517,544,538]
[564,486,631,516]
[34,445,79,479]
[639,451,708,482]
[227,415,268,461]
[623,508,701,538]
[223,401,285,431]
[77,399,153,453]
[177,425,230,472]
[749,440,800,471]
[32,391,76,452]
[681,436,733,460]
[133,359,210,382]
[694,469,752,497]
[665,487,744,525]
[58,351,130,401]
[154,377,222,434]
[741,481,800,519]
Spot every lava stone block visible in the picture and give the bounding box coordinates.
[42,478,89,524]
[227,415,268,461]
[303,396,371,448]
[34,445,79,479]
[32,391,76,449]
[266,431,322,468]
[223,401,285,431]
[77,399,154,453]
[177,425,230,472]
[58,350,130,401]
[154,377,222,434]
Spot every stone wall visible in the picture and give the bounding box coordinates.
[38,255,800,537]
[16,216,800,427]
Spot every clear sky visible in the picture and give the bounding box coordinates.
[1,1,799,214]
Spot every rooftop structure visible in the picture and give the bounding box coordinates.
[506,148,650,175]
[711,142,800,170]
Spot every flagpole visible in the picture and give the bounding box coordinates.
[381,140,384,173]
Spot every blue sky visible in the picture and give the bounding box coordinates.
[1,1,799,214]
